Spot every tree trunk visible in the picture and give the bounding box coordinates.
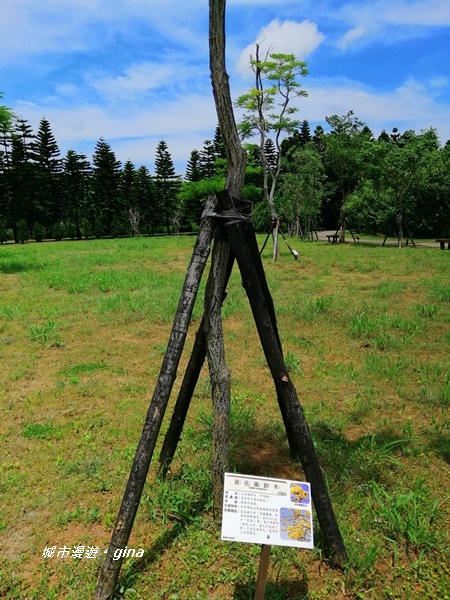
[209,1,247,192]
[207,0,247,516]
[272,220,280,261]
[204,237,231,520]
[397,205,403,248]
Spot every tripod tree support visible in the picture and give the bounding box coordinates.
[95,2,347,596]
[95,1,247,596]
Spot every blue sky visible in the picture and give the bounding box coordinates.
[1,0,449,174]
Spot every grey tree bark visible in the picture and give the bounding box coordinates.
[206,0,247,519]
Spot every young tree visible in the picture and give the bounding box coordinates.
[154,140,181,234]
[279,142,326,237]
[236,47,308,259]
[324,111,371,241]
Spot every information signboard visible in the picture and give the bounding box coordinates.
[221,473,313,549]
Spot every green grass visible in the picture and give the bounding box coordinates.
[0,236,449,599]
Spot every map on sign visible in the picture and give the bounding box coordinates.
[221,473,314,549]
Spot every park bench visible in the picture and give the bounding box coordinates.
[326,234,340,243]
[326,232,360,244]
[436,238,450,250]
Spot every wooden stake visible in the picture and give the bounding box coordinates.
[158,251,235,480]
[254,545,271,600]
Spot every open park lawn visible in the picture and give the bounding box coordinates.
[0,235,449,599]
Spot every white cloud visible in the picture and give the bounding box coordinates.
[429,76,449,90]
[336,0,450,47]
[90,59,207,101]
[92,63,180,99]
[55,84,79,97]
[0,0,207,61]
[338,25,367,49]
[373,0,450,26]
[13,92,218,170]
[299,76,450,141]
[237,19,325,75]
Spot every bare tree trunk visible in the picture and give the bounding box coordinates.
[207,0,247,518]
[397,206,403,248]
[272,220,280,261]
[209,1,246,193]
[204,237,231,520]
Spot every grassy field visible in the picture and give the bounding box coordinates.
[0,235,449,599]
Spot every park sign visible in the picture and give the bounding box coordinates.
[221,473,314,549]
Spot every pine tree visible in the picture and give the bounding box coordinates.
[10,119,38,236]
[154,140,181,234]
[312,125,325,154]
[62,150,91,239]
[299,119,312,146]
[185,149,202,182]
[0,96,16,240]
[134,165,156,235]
[91,138,122,236]
[120,160,136,210]
[199,130,226,179]
[212,125,226,159]
[199,139,216,179]
[31,118,62,234]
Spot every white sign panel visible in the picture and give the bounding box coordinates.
[221,473,313,549]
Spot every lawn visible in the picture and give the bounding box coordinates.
[0,235,449,599]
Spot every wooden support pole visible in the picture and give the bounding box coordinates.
[157,318,206,479]
[94,197,217,600]
[158,251,235,480]
[279,227,299,259]
[259,224,273,256]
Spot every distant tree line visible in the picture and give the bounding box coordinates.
[1,95,449,243]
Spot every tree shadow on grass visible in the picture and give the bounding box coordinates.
[111,422,413,597]
[233,576,308,600]
[309,422,413,488]
[0,261,31,273]
[428,432,450,463]
[113,521,185,595]
[113,469,213,596]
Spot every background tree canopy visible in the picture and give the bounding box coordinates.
[0,91,449,242]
